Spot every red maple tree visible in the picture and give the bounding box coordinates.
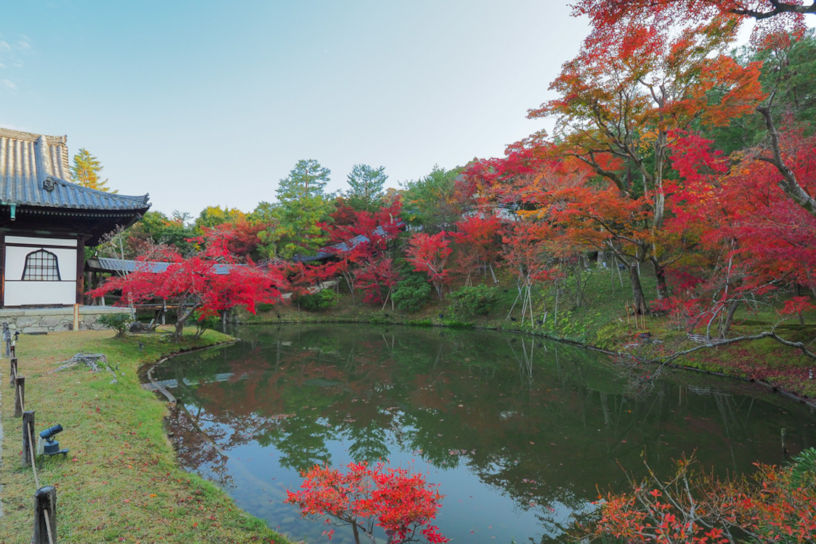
[88,231,285,338]
[405,232,452,299]
[356,257,400,308]
[590,453,816,543]
[525,15,764,310]
[450,214,503,285]
[322,201,403,302]
[286,462,449,544]
[662,124,816,336]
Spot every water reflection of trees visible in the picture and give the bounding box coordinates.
[159,325,815,529]
[166,404,233,487]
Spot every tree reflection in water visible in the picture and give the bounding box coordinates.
[155,325,816,543]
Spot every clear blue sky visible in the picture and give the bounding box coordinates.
[1,1,588,216]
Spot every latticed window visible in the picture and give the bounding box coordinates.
[22,250,61,281]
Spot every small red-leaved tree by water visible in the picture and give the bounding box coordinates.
[286,462,449,543]
[405,232,452,299]
[88,231,285,339]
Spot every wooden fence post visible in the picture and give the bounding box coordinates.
[9,357,17,386]
[14,375,25,417]
[33,486,57,544]
[22,410,35,466]
[3,322,10,357]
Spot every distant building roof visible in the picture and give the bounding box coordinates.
[0,128,150,211]
[88,257,233,275]
[292,224,401,263]
[90,257,171,274]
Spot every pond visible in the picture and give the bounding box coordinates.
[151,324,816,543]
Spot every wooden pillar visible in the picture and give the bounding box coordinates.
[9,356,17,386]
[75,237,85,305]
[14,375,25,417]
[33,486,57,544]
[22,410,35,466]
[84,270,93,305]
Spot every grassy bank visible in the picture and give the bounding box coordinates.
[247,266,816,402]
[0,328,293,544]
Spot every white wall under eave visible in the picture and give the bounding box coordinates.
[3,238,79,306]
[5,236,77,247]
[4,281,76,306]
[5,246,77,281]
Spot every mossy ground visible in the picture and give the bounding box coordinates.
[0,328,294,544]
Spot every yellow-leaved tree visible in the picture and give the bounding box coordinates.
[71,148,114,192]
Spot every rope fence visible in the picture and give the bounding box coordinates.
[5,329,58,544]
[25,419,41,489]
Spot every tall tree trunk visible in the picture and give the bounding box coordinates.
[351,521,361,544]
[719,300,740,338]
[629,264,648,315]
[652,258,670,300]
[174,303,199,340]
[488,263,497,284]
[175,318,185,339]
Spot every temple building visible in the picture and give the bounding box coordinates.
[0,128,150,310]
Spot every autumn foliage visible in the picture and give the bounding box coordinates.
[88,230,285,338]
[286,462,449,543]
[81,5,816,542]
[405,232,452,299]
[589,453,816,543]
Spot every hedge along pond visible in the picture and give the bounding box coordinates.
[150,324,816,543]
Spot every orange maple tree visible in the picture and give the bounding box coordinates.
[528,16,764,311]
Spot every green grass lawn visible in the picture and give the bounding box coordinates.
[0,328,294,544]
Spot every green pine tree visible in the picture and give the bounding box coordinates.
[345,163,387,211]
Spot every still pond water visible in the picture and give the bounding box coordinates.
[151,325,816,543]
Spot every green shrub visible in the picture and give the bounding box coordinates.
[392,274,432,313]
[450,285,498,316]
[406,318,433,327]
[97,313,133,337]
[439,318,474,329]
[790,447,816,488]
[296,289,338,312]
[193,312,223,338]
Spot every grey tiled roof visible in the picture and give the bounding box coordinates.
[292,224,402,262]
[94,257,171,274]
[0,128,150,211]
[91,257,233,275]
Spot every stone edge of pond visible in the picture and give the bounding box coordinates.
[140,339,238,403]
[242,317,816,412]
[137,337,302,544]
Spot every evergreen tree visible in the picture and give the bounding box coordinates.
[71,148,113,192]
[345,163,387,210]
[276,159,331,202]
[401,165,463,230]
[263,159,335,259]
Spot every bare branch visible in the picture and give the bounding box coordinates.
[657,330,816,366]
[756,103,816,216]
[732,1,816,20]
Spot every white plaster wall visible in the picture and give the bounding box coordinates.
[5,246,77,281]
[5,236,77,247]
[3,239,78,306]
[4,281,76,306]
